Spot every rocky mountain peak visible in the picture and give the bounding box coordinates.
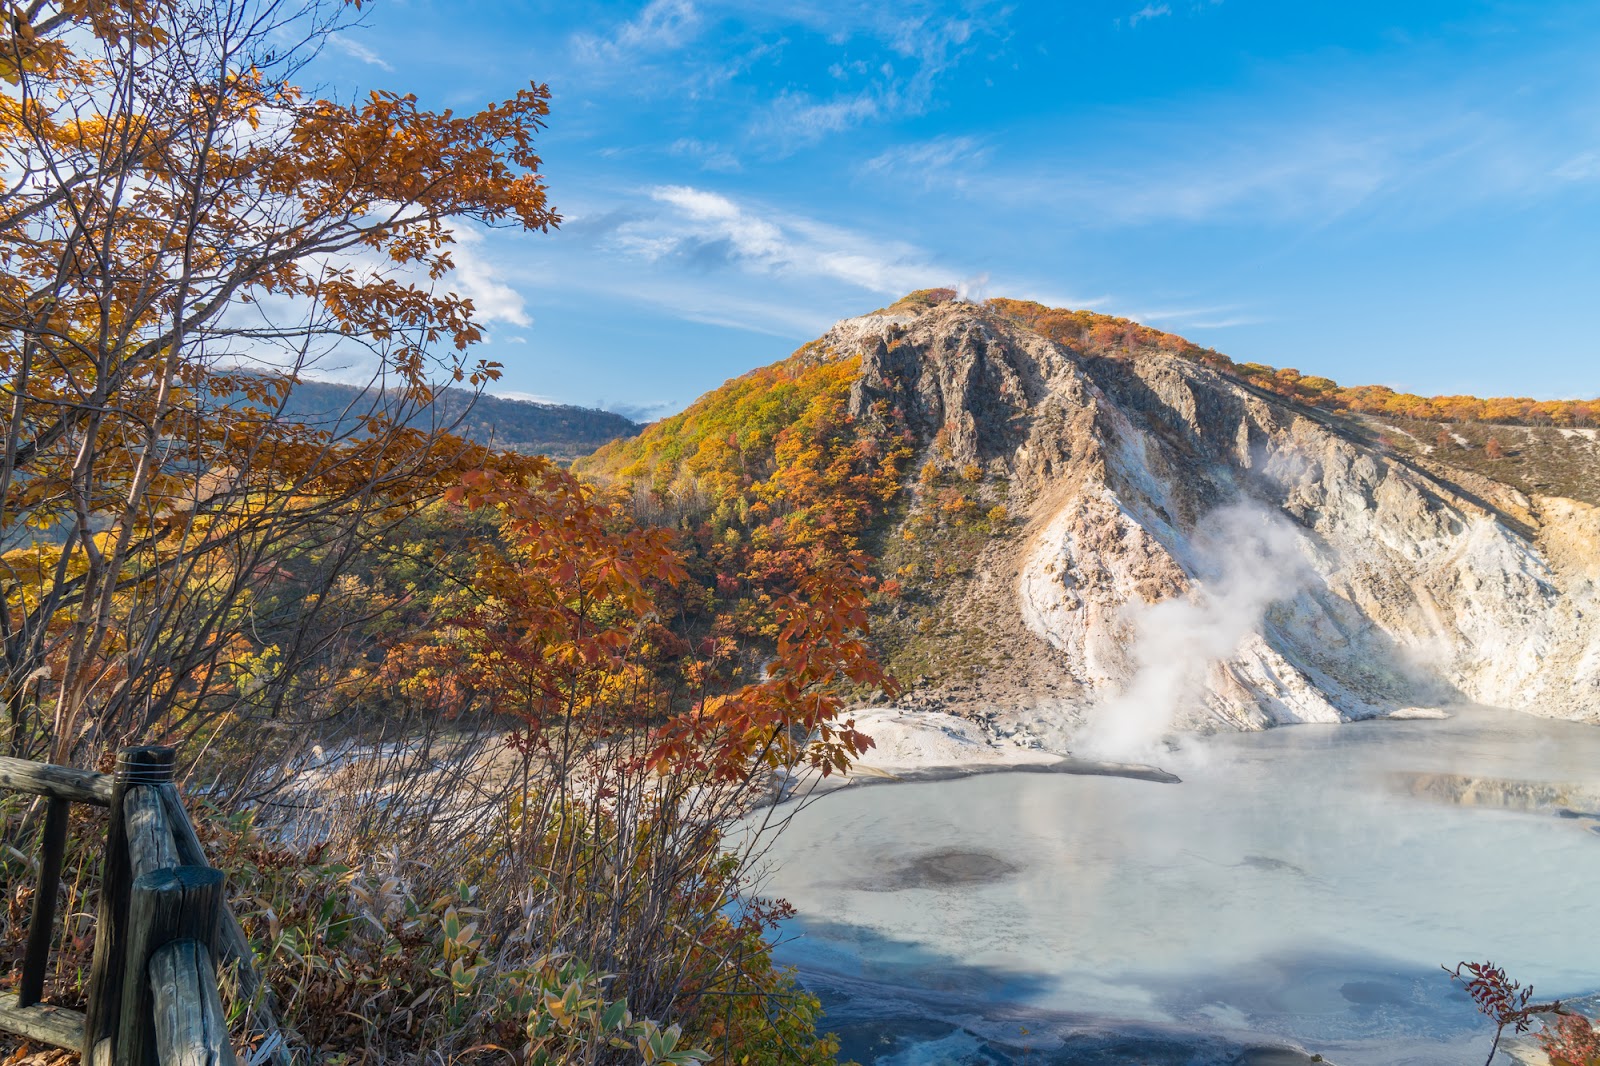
[814,298,1599,736]
[584,294,1599,742]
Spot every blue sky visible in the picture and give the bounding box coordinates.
[312,1,1600,420]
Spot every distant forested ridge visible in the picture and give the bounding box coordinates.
[264,377,643,459]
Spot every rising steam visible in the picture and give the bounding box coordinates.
[1076,502,1312,762]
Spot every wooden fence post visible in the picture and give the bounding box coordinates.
[17,795,70,1006]
[160,782,294,1066]
[124,784,179,881]
[117,866,224,1066]
[150,939,236,1066]
[83,746,175,1065]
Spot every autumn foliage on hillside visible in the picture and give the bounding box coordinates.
[577,346,916,647]
[381,456,883,782]
[969,293,1600,428]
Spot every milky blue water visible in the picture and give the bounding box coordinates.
[760,709,1600,1065]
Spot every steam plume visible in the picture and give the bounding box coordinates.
[1076,502,1311,761]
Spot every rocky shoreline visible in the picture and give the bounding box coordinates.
[777,708,1182,803]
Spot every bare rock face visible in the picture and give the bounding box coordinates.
[823,302,1600,730]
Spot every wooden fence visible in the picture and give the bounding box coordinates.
[1,746,288,1065]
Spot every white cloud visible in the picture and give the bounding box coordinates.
[204,217,535,392]
[574,0,701,63]
[669,137,743,172]
[610,185,949,296]
[326,33,394,71]
[1128,305,1265,330]
[447,226,532,328]
[748,10,994,149]
[852,28,1600,234]
[759,89,884,145]
[896,105,1498,229]
[1127,4,1171,27]
[1037,99,1600,228]
[864,135,989,189]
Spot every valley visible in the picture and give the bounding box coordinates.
[576,289,1600,1065]
[6,6,1596,1064]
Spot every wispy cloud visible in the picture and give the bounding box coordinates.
[866,131,1385,227]
[558,271,839,337]
[846,12,1600,238]
[1006,289,1115,313]
[669,137,743,172]
[573,0,702,63]
[867,84,1600,232]
[747,9,992,150]
[755,89,884,145]
[1553,150,1600,182]
[1126,4,1171,28]
[610,184,950,295]
[1056,125,1394,225]
[864,135,988,189]
[1130,305,1265,330]
[327,33,394,71]
[558,208,646,246]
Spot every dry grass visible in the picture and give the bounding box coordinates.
[2,710,845,1066]
[1356,416,1600,506]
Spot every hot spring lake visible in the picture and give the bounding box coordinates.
[756,708,1600,1066]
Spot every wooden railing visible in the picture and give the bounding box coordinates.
[2,746,287,1065]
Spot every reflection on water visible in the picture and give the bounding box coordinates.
[761,708,1600,1065]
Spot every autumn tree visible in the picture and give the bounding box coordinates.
[332,457,884,1063]
[0,6,894,1063]
[0,0,556,764]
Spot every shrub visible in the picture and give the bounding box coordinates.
[1448,960,1566,1066]
[1543,1013,1600,1066]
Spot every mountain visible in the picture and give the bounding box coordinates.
[581,291,1600,741]
[273,378,642,460]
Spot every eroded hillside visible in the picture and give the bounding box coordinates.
[581,293,1600,736]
